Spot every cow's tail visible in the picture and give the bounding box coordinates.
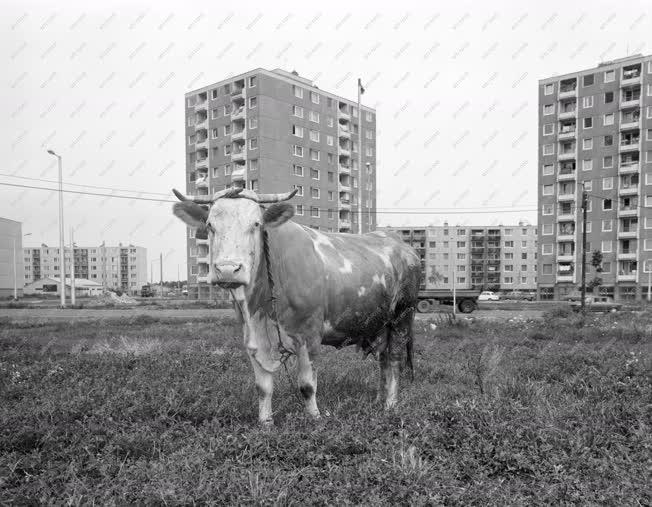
[406,311,415,382]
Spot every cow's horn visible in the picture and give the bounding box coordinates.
[172,188,213,205]
[212,186,244,200]
[255,188,298,203]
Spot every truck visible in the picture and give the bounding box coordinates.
[416,289,481,314]
[141,284,154,297]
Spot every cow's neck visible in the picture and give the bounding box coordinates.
[239,228,274,319]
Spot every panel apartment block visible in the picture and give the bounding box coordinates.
[23,243,147,295]
[379,224,538,292]
[184,68,377,299]
[538,54,652,301]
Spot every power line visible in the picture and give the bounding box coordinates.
[0,172,170,197]
[0,181,537,214]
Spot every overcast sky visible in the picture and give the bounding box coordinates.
[3,0,651,279]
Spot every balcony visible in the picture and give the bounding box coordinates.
[231,107,245,120]
[338,125,351,138]
[558,88,577,99]
[195,175,209,189]
[620,75,641,87]
[557,253,575,263]
[231,86,245,98]
[618,163,639,174]
[620,98,640,109]
[231,128,246,141]
[339,164,351,174]
[195,116,208,130]
[558,109,577,120]
[557,191,576,201]
[619,184,639,196]
[339,145,351,157]
[195,157,208,169]
[556,274,575,283]
[339,180,351,192]
[557,151,575,161]
[558,129,576,140]
[194,100,208,112]
[617,251,637,261]
[557,170,576,182]
[197,273,210,283]
[618,228,638,239]
[338,108,350,120]
[339,219,351,229]
[196,250,209,263]
[231,149,246,162]
[557,233,576,242]
[619,140,640,153]
[618,206,639,218]
[557,212,575,221]
[620,119,640,130]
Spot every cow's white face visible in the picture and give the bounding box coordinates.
[173,191,295,288]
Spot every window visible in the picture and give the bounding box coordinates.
[310,206,320,218]
[248,97,257,109]
[211,108,219,119]
[365,146,373,157]
[365,130,373,140]
[457,241,466,248]
[602,262,611,274]
[310,168,320,180]
[224,164,232,175]
[366,111,373,121]
[310,149,320,161]
[211,89,218,100]
[586,222,592,233]
[292,164,304,176]
[504,253,514,260]
[503,277,513,284]
[249,179,259,191]
[309,111,320,123]
[505,241,514,248]
[583,138,593,150]
[604,135,613,146]
[647,129,652,142]
[582,159,593,171]
[648,106,652,119]
[522,253,528,260]
[604,91,614,103]
[326,135,334,146]
[542,244,553,255]
[293,184,304,196]
[582,96,593,108]
[602,177,613,190]
[223,105,231,116]
[543,144,554,155]
[248,76,256,88]
[249,159,258,171]
[603,155,613,169]
[542,203,553,215]
[543,104,555,115]
[310,91,320,104]
[542,264,553,275]
[212,167,219,177]
[293,85,303,98]
[521,241,527,247]
[542,223,553,235]
[311,187,320,199]
[544,83,554,95]
[248,138,258,150]
[603,113,614,126]
[604,70,615,83]
[295,204,304,215]
[292,125,304,138]
[584,180,593,191]
[601,240,612,253]
[583,117,593,129]
[224,144,231,155]
[327,171,334,183]
[542,184,554,195]
[603,198,612,210]
[504,228,513,236]
[327,116,334,127]
[543,123,554,136]
[211,128,218,139]
[223,125,232,136]
[583,74,594,86]
[293,145,304,157]
[248,117,258,129]
[646,195,652,207]
[293,105,304,118]
[328,191,334,201]
[309,130,320,142]
[543,164,554,176]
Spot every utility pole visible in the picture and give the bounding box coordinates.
[357,78,364,235]
[159,252,163,297]
[581,188,588,313]
[647,261,651,303]
[70,228,76,305]
[47,149,66,308]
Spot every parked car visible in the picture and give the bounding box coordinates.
[570,296,622,312]
[503,290,536,301]
[478,291,500,301]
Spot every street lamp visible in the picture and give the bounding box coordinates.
[13,232,32,300]
[47,149,66,308]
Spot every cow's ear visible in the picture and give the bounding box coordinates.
[173,202,209,228]
[262,202,294,228]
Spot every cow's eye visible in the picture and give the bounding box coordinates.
[254,221,260,228]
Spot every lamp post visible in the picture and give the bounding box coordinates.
[13,232,32,300]
[47,149,66,308]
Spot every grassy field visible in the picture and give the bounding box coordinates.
[0,311,649,505]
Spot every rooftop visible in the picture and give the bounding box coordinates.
[539,53,650,83]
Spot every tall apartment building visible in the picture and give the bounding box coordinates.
[538,54,652,301]
[0,217,24,298]
[379,224,538,291]
[23,243,147,295]
[184,68,377,299]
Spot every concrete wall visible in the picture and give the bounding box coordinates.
[0,218,23,298]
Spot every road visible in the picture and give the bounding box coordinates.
[0,307,544,323]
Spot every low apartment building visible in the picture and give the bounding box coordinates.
[23,243,147,295]
[379,223,538,292]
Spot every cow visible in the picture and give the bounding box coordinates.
[172,186,421,425]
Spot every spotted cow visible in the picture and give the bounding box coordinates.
[172,186,421,425]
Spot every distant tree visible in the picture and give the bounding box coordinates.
[427,266,445,286]
[588,250,604,292]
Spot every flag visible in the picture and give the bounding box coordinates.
[358,78,365,95]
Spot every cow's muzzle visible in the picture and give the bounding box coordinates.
[212,261,247,287]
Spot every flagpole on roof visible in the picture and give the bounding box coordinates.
[357,78,364,235]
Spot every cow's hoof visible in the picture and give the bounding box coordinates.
[259,419,274,428]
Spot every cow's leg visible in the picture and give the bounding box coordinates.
[376,338,389,403]
[385,312,414,409]
[297,343,320,419]
[247,350,275,426]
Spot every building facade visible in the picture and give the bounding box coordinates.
[0,218,24,298]
[379,223,538,292]
[23,243,147,295]
[184,68,377,299]
[538,54,652,300]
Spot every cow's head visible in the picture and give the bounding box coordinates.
[172,186,296,288]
